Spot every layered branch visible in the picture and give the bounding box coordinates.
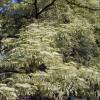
[65,0,100,11]
[33,0,56,18]
[37,0,56,16]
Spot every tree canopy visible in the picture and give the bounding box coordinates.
[0,0,100,99]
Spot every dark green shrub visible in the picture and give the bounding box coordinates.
[55,20,100,66]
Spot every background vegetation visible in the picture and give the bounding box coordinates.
[0,0,100,99]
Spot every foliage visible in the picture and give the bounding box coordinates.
[0,21,100,99]
[55,19,100,65]
[0,0,100,99]
[0,0,99,37]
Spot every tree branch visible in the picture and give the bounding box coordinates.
[34,0,38,18]
[37,0,56,17]
[65,0,100,11]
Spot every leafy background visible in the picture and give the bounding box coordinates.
[0,0,100,99]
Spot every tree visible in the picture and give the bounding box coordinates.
[0,0,100,99]
[33,0,56,18]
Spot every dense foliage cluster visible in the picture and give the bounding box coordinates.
[0,0,100,99]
